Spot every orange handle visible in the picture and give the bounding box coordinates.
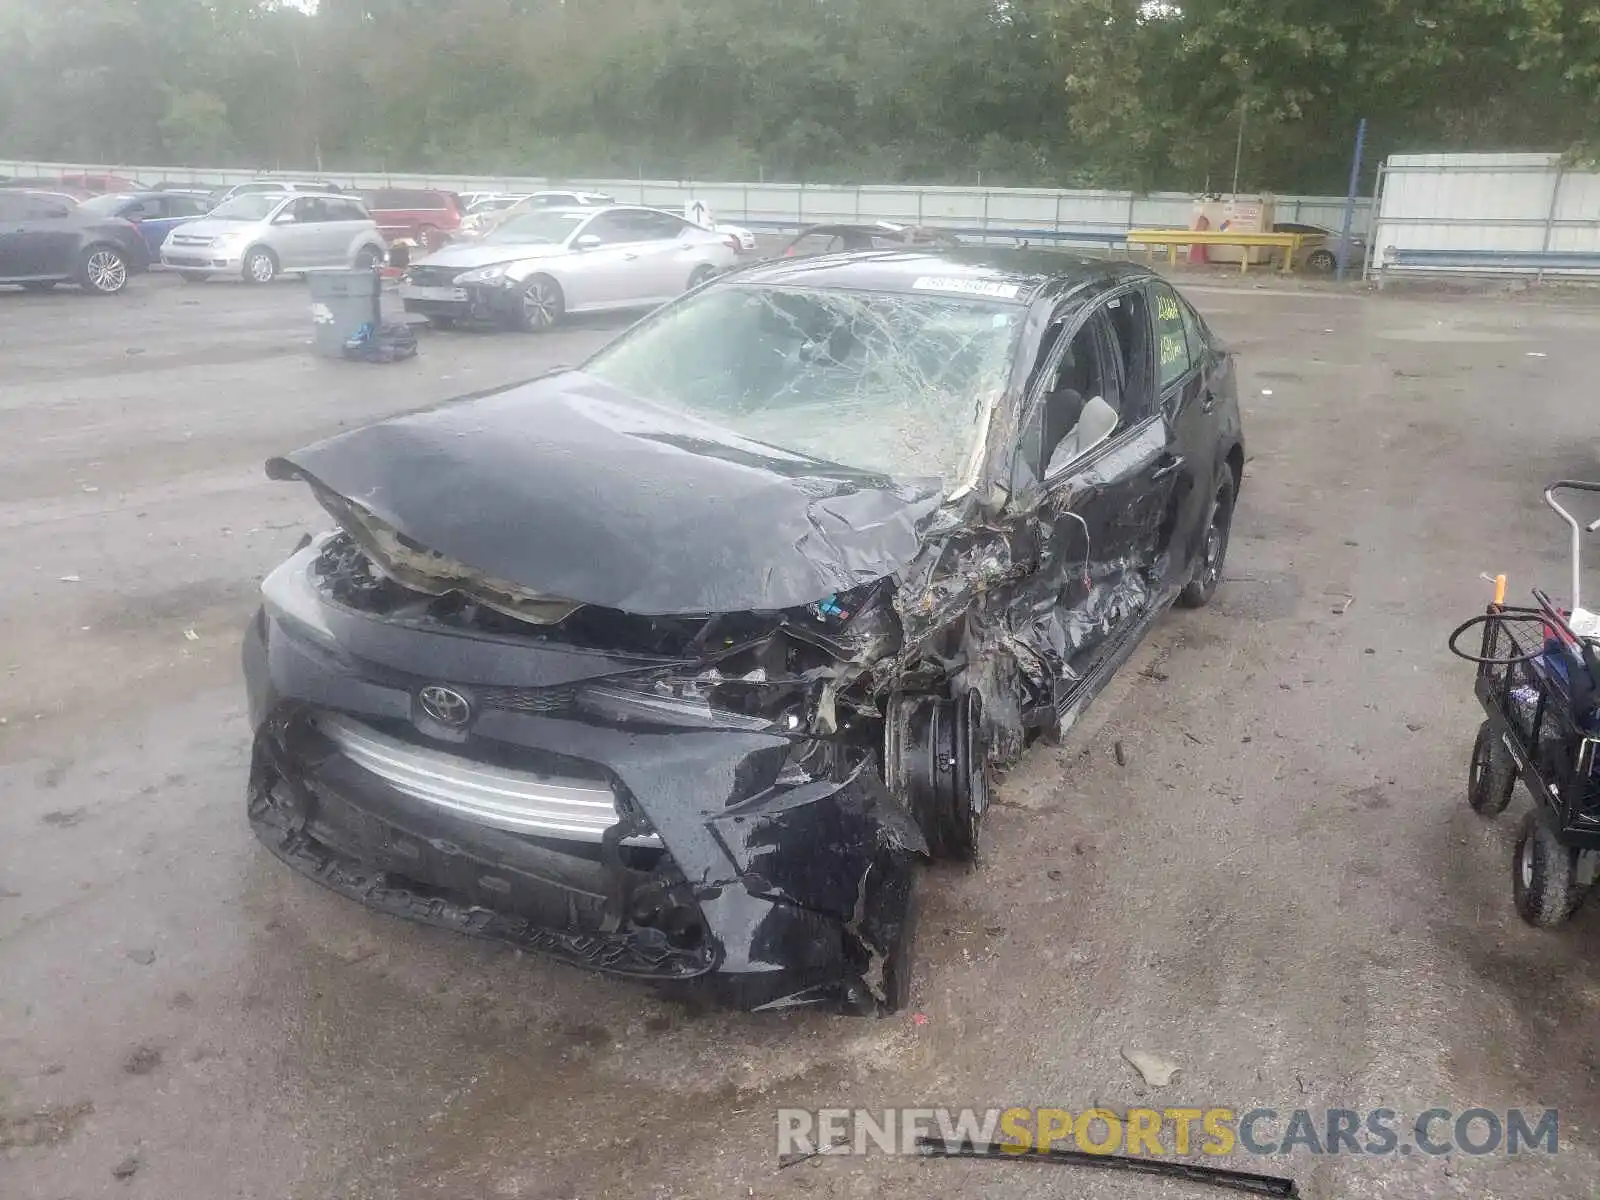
[1493,574,1507,605]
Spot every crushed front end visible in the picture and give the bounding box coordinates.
[243,533,925,1013]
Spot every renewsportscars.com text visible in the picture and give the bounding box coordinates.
[776,1106,1560,1158]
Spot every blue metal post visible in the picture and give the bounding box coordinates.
[1336,118,1367,281]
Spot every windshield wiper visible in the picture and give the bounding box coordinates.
[913,1138,1300,1198]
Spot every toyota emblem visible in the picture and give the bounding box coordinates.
[418,684,472,727]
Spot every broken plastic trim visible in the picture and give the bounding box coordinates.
[913,1138,1299,1198]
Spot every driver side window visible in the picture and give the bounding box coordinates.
[1037,312,1119,478]
[581,211,640,245]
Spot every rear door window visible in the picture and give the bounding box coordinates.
[1150,283,1195,390]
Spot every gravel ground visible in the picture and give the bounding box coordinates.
[2,267,1599,1200]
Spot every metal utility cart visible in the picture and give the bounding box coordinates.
[1452,482,1600,926]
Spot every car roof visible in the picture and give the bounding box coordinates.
[796,221,909,235]
[727,246,1150,303]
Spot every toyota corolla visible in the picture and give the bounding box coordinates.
[244,249,1243,1013]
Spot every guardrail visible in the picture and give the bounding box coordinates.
[1126,230,1313,274]
[0,157,1372,250]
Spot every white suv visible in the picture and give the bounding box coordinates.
[212,179,345,206]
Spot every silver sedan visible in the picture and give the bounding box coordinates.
[399,205,737,331]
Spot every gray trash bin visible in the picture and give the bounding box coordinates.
[309,270,382,360]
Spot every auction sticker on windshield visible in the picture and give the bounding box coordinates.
[911,276,1021,300]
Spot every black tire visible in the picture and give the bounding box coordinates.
[20,281,57,293]
[1468,720,1517,816]
[78,245,129,295]
[177,271,209,283]
[508,274,563,332]
[1177,471,1235,608]
[353,245,382,271]
[686,264,716,290]
[425,316,455,330]
[1306,248,1337,273]
[242,246,278,285]
[1513,808,1582,927]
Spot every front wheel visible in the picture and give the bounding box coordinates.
[242,247,278,285]
[79,246,129,295]
[686,264,716,290]
[1513,808,1583,927]
[1177,472,1235,608]
[1468,720,1516,815]
[1306,248,1337,273]
[508,275,563,332]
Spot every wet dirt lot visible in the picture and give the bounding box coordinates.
[3,270,1600,1200]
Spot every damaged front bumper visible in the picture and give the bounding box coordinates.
[398,278,522,325]
[242,544,924,1013]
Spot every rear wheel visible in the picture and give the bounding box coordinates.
[353,245,382,271]
[242,247,278,285]
[417,224,440,251]
[20,281,57,293]
[79,246,129,295]
[1513,808,1583,927]
[1177,472,1235,608]
[686,264,716,290]
[509,274,563,332]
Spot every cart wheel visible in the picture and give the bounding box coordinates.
[1467,720,1516,815]
[1512,809,1582,927]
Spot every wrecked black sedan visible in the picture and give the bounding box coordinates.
[243,249,1243,1013]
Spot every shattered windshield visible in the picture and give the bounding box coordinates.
[484,211,586,244]
[582,283,1022,487]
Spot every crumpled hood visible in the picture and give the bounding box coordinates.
[266,373,944,616]
[412,241,568,270]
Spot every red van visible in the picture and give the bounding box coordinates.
[360,188,462,248]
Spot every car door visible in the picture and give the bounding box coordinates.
[1148,281,1221,583]
[559,210,647,309]
[143,194,208,255]
[628,209,703,299]
[274,196,329,269]
[0,193,33,277]
[120,196,169,256]
[1025,291,1183,703]
[6,195,80,277]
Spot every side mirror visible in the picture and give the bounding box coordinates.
[273,213,296,225]
[573,234,602,251]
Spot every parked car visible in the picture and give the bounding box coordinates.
[159,192,386,284]
[1273,222,1368,273]
[461,189,616,239]
[714,222,757,252]
[0,189,149,294]
[78,191,212,258]
[455,194,531,238]
[359,187,463,249]
[245,248,1243,1012]
[779,221,961,257]
[399,204,735,330]
[211,179,344,206]
[55,172,145,194]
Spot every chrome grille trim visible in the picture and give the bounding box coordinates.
[315,712,658,846]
